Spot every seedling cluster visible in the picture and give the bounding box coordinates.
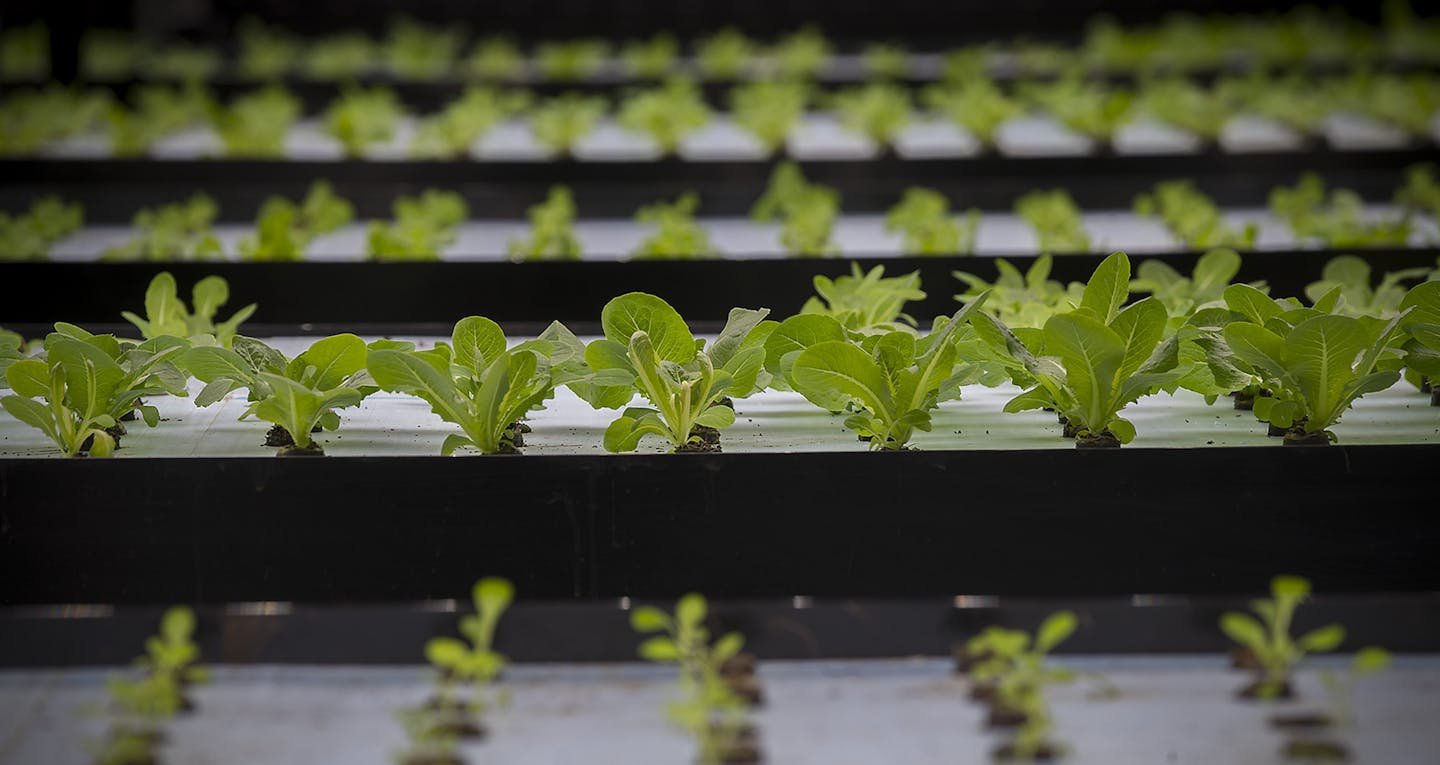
[91,607,207,765]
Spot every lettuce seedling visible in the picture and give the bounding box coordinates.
[183,334,376,454]
[465,37,524,80]
[886,188,980,256]
[212,86,301,158]
[0,196,82,261]
[955,255,1081,329]
[530,92,607,157]
[424,577,514,724]
[101,194,223,262]
[138,606,210,692]
[122,272,255,348]
[325,87,404,157]
[0,21,47,80]
[729,80,808,156]
[801,263,926,332]
[696,28,755,80]
[632,593,755,765]
[1223,308,1406,444]
[80,30,137,80]
[383,17,464,81]
[0,85,112,155]
[767,27,831,80]
[1020,77,1133,141]
[1015,189,1091,254]
[586,293,769,453]
[829,83,912,149]
[922,79,1023,146]
[790,295,988,449]
[621,34,680,79]
[536,40,610,81]
[1395,164,1440,224]
[508,186,581,261]
[369,318,575,455]
[1214,71,1331,135]
[1303,256,1430,318]
[1013,42,1079,75]
[970,612,1078,761]
[140,44,221,83]
[1269,174,1411,248]
[1328,71,1439,138]
[239,180,356,262]
[1134,77,1233,140]
[617,77,711,156]
[412,87,530,159]
[368,189,469,261]
[107,83,214,156]
[1130,248,1250,320]
[302,32,374,80]
[92,606,208,765]
[862,43,909,80]
[750,162,841,257]
[1221,575,1346,698]
[939,46,991,83]
[1398,282,1440,393]
[3,327,189,456]
[1134,180,1257,250]
[235,17,300,80]
[632,192,713,260]
[975,252,1185,445]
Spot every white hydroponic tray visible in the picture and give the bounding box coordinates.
[35,106,1440,162]
[0,656,1436,765]
[1,335,1435,458]
[43,207,1440,262]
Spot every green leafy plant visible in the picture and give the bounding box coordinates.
[829,83,911,149]
[1303,255,1430,318]
[141,44,221,83]
[632,192,713,260]
[886,188,980,256]
[369,318,577,455]
[412,87,530,158]
[617,78,711,156]
[302,33,374,80]
[107,83,215,156]
[586,293,769,453]
[182,334,380,454]
[0,196,82,261]
[1221,575,1346,698]
[631,594,757,765]
[862,43,909,79]
[969,612,1079,762]
[1329,71,1440,138]
[1,21,48,80]
[768,27,831,80]
[1221,297,1407,443]
[3,326,190,456]
[940,46,992,84]
[1134,180,1257,249]
[122,272,255,348]
[530,92,607,157]
[973,251,1185,446]
[325,87,404,157]
[1397,281,1440,392]
[1015,189,1091,254]
[0,85,112,155]
[790,295,987,449]
[1020,77,1133,140]
[383,17,464,81]
[93,606,206,765]
[101,194,223,262]
[212,86,301,158]
[465,37,524,80]
[1215,72,1331,135]
[1395,163,1440,225]
[536,40,610,81]
[236,18,300,80]
[696,28,755,80]
[922,79,1023,146]
[368,189,469,261]
[238,180,356,262]
[750,162,841,257]
[508,186,581,261]
[801,263,926,332]
[1134,77,1233,140]
[1269,173,1411,248]
[955,255,1078,329]
[729,80,808,155]
[1130,248,1249,320]
[621,34,679,79]
[421,577,514,734]
[80,30,137,81]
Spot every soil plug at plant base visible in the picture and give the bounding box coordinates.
[1221,575,1347,700]
[368,318,580,455]
[632,594,762,764]
[123,272,256,348]
[508,186,581,261]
